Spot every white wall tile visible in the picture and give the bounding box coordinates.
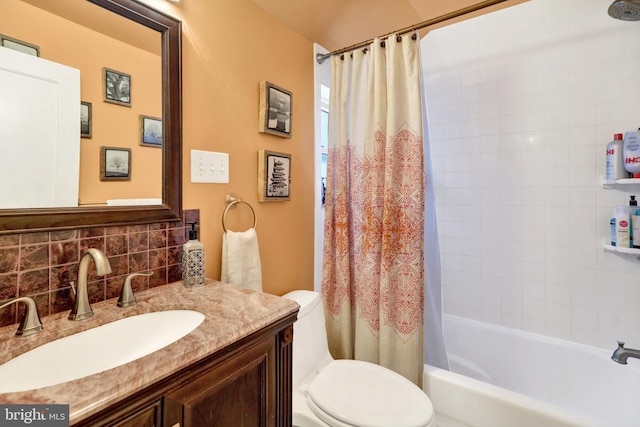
[422,0,640,351]
[524,298,545,319]
[523,316,546,335]
[571,327,598,347]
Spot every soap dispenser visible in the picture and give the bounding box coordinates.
[182,222,205,287]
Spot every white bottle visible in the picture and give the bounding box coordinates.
[606,133,627,180]
[623,130,640,176]
[182,222,205,287]
[615,206,631,248]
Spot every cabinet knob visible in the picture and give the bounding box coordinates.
[281,325,293,345]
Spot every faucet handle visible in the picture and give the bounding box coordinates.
[117,272,153,308]
[617,341,626,348]
[0,297,43,336]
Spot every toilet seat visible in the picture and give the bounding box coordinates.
[306,359,434,427]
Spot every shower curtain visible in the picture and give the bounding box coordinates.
[322,33,446,385]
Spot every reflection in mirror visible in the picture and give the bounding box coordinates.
[0,46,81,208]
[2,0,162,208]
[0,0,182,232]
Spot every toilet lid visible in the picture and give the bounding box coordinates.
[307,360,434,427]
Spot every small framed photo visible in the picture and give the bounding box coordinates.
[100,146,131,181]
[80,101,92,139]
[258,150,291,202]
[0,34,39,56]
[103,67,131,107]
[139,115,162,147]
[259,81,292,138]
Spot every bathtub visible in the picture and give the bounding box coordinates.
[423,314,640,427]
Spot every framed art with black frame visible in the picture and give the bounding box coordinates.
[103,67,131,107]
[139,115,162,147]
[259,81,292,138]
[258,149,291,202]
[80,101,92,138]
[100,146,131,181]
[0,34,39,56]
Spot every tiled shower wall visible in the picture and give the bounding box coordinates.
[0,209,199,328]
[422,0,640,350]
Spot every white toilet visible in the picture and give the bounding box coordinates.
[283,290,436,427]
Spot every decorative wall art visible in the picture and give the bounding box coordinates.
[258,150,291,202]
[0,34,39,56]
[259,81,292,138]
[100,146,131,181]
[139,115,162,147]
[80,101,92,139]
[103,67,131,107]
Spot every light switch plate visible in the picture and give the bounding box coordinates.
[191,150,229,183]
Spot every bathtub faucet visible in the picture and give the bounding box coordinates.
[611,341,640,364]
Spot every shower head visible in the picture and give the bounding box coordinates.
[609,0,640,21]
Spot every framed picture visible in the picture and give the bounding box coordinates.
[259,81,292,138]
[80,101,92,139]
[0,34,39,56]
[258,150,291,202]
[139,115,162,147]
[103,67,131,107]
[100,146,131,181]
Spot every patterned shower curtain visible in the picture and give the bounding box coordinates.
[322,33,425,385]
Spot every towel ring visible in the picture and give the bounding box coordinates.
[222,194,257,233]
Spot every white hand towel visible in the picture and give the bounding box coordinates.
[221,228,263,292]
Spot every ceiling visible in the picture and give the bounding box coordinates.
[249,0,527,52]
[23,0,159,54]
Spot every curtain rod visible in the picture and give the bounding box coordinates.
[316,0,510,64]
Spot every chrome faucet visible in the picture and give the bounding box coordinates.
[0,297,43,336]
[117,272,153,308]
[68,248,112,321]
[611,341,640,364]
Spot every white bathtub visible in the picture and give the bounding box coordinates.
[423,314,640,427]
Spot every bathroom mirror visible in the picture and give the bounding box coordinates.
[0,0,182,233]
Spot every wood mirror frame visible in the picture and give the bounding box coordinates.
[0,0,182,234]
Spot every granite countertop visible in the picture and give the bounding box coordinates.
[0,279,299,424]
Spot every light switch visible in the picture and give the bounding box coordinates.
[210,152,229,183]
[191,150,229,183]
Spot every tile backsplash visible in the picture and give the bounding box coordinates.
[0,209,199,328]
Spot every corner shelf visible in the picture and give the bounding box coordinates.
[601,178,640,258]
[601,177,640,187]
[602,238,640,255]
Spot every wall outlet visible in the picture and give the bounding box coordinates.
[191,150,229,183]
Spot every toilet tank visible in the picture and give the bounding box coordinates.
[283,290,333,387]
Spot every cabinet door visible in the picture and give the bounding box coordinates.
[165,335,276,427]
[110,399,162,427]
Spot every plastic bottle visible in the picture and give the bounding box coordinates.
[182,222,205,287]
[615,206,631,248]
[633,208,640,249]
[623,130,640,177]
[611,218,617,246]
[631,196,638,247]
[607,133,627,180]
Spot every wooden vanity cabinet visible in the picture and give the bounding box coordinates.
[111,400,162,427]
[164,329,276,426]
[74,314,295,427]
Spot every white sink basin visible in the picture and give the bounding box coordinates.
[0,310,205,393]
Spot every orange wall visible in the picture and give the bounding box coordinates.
[3,0,315,296]
[143,0,316,295]
[2,0,163,204]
